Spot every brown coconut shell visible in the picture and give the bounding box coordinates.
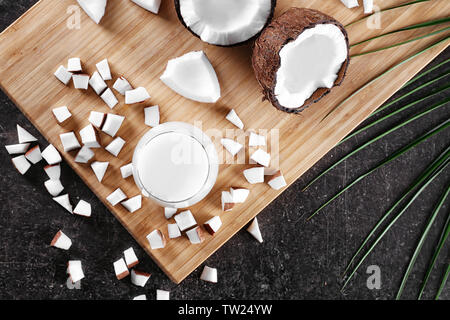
[252,8,350,113]
[174,0,277,47]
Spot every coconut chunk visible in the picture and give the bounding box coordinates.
[96,58,112,80]
[77,0,107,24]
[186,226,204,244]
[89,71,107,95]
[132,0,161,14]
[44,179,64,196]
[156,289,170,300]
[113,258,129,280]
[41,144,62,165]
[175,0,274,46]
[44,164,61,180]
[75,146,94,163]
[100,88,118,109]
[133,294,147,300]
[147,229,166,249]
[225,109,244,129]
[72,74,89,89]
[113,76,133,95]
[88,111,106,128]
[200,266,217,283]
[144,105,160,127]
[247,217,263,243]
[91,161,108,182]
[79,124,101,148]
[120,163,133,179]
[60,132,81,152]
[168,223,181,239]
[252,8,350,113]
[67,58,82,72]
[203,216,222,235]
[363,0,373,13]
[267,170,287,190]
[54,65,72,85]
[11,155,31,175]
[243,166,264,184]
[53,194,73,213]
[230,187,249,203]
[73,199,92,217]
[250,149,270,167]
[131,269,151,287]
[17,124,37,143]
[102,114,125,137]
[25,145,42,164]
[249,132,266,147]
[105,137,125,157]
[5,143,30,155]
[174,210,197,231]
[220,138,242,157]
[164,207,177,219]
[221,191,234,211]
[106,188,127,206]
[125,87,150,104]
[124,247,139,268]
[50,230,72,250]
[52,106,72,125]
[160,51,220,103]
[121,195,142,213]
[340,0,359,8]
[67,260,84,283]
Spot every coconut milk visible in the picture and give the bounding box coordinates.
[133,122,218,208]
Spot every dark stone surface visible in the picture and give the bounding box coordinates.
[0,1,449,300]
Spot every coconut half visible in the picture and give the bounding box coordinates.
[160,51,220,103]
[252,8,350,113]
[175,0,276,46]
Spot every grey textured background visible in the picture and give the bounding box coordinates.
[0,1,449,300]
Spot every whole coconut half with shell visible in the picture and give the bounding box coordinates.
[252,8,350,113]
[174,0,277,47]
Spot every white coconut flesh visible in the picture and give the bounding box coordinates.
[275,24,348,109]
[160,51,220,103]
[179,0,272,46]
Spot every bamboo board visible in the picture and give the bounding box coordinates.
[0,0,448,283]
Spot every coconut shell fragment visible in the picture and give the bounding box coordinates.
[252,8,350,113]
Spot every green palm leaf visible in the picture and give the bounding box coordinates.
[396,185,450,299]
[343,145,450,276]
[351,27,450,58]
[402,58,450,87]
[339,83,450,145]
[305,98,450,191]
[321,36,450,122]
[342,159,449,290]
[307,118,450,220]
[435,264,450,300]
[418,212,450,299]
[351,17,450,48]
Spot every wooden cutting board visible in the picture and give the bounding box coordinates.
[0,0,448,283]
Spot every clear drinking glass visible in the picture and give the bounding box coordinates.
[132,122,219,208]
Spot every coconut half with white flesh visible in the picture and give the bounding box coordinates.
[252,8,350,113]
[174,0,276,47]
[160,51,221,103]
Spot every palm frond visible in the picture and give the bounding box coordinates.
[343,145,450,276]
[321,36,449,122]
[342,159,449,290]
[396,185,450,299]
[305,98,450,191]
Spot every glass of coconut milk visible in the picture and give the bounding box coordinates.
[132,122,218,208]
